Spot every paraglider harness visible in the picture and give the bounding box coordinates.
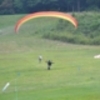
[47,60,53,70]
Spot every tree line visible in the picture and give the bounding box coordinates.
[0,0,100,14]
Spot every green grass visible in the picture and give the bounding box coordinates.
[0,13,100,100]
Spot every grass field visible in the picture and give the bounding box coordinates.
[0,14,100,100]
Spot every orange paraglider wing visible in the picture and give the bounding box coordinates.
[15,11,78,33]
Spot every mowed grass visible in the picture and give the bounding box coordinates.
[0,14,100,100]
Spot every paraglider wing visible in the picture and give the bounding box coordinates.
[15,11,78,33]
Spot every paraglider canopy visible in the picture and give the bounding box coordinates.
[15,11,78,33]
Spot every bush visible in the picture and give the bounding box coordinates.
[38,12,100,45]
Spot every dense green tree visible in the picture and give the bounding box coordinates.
[13,0,27,13]
[0,0,100,14]
[0,0,14,14]
[86,0,100,11]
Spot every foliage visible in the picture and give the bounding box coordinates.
[0,0,100,14]
[40,12,100,45]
